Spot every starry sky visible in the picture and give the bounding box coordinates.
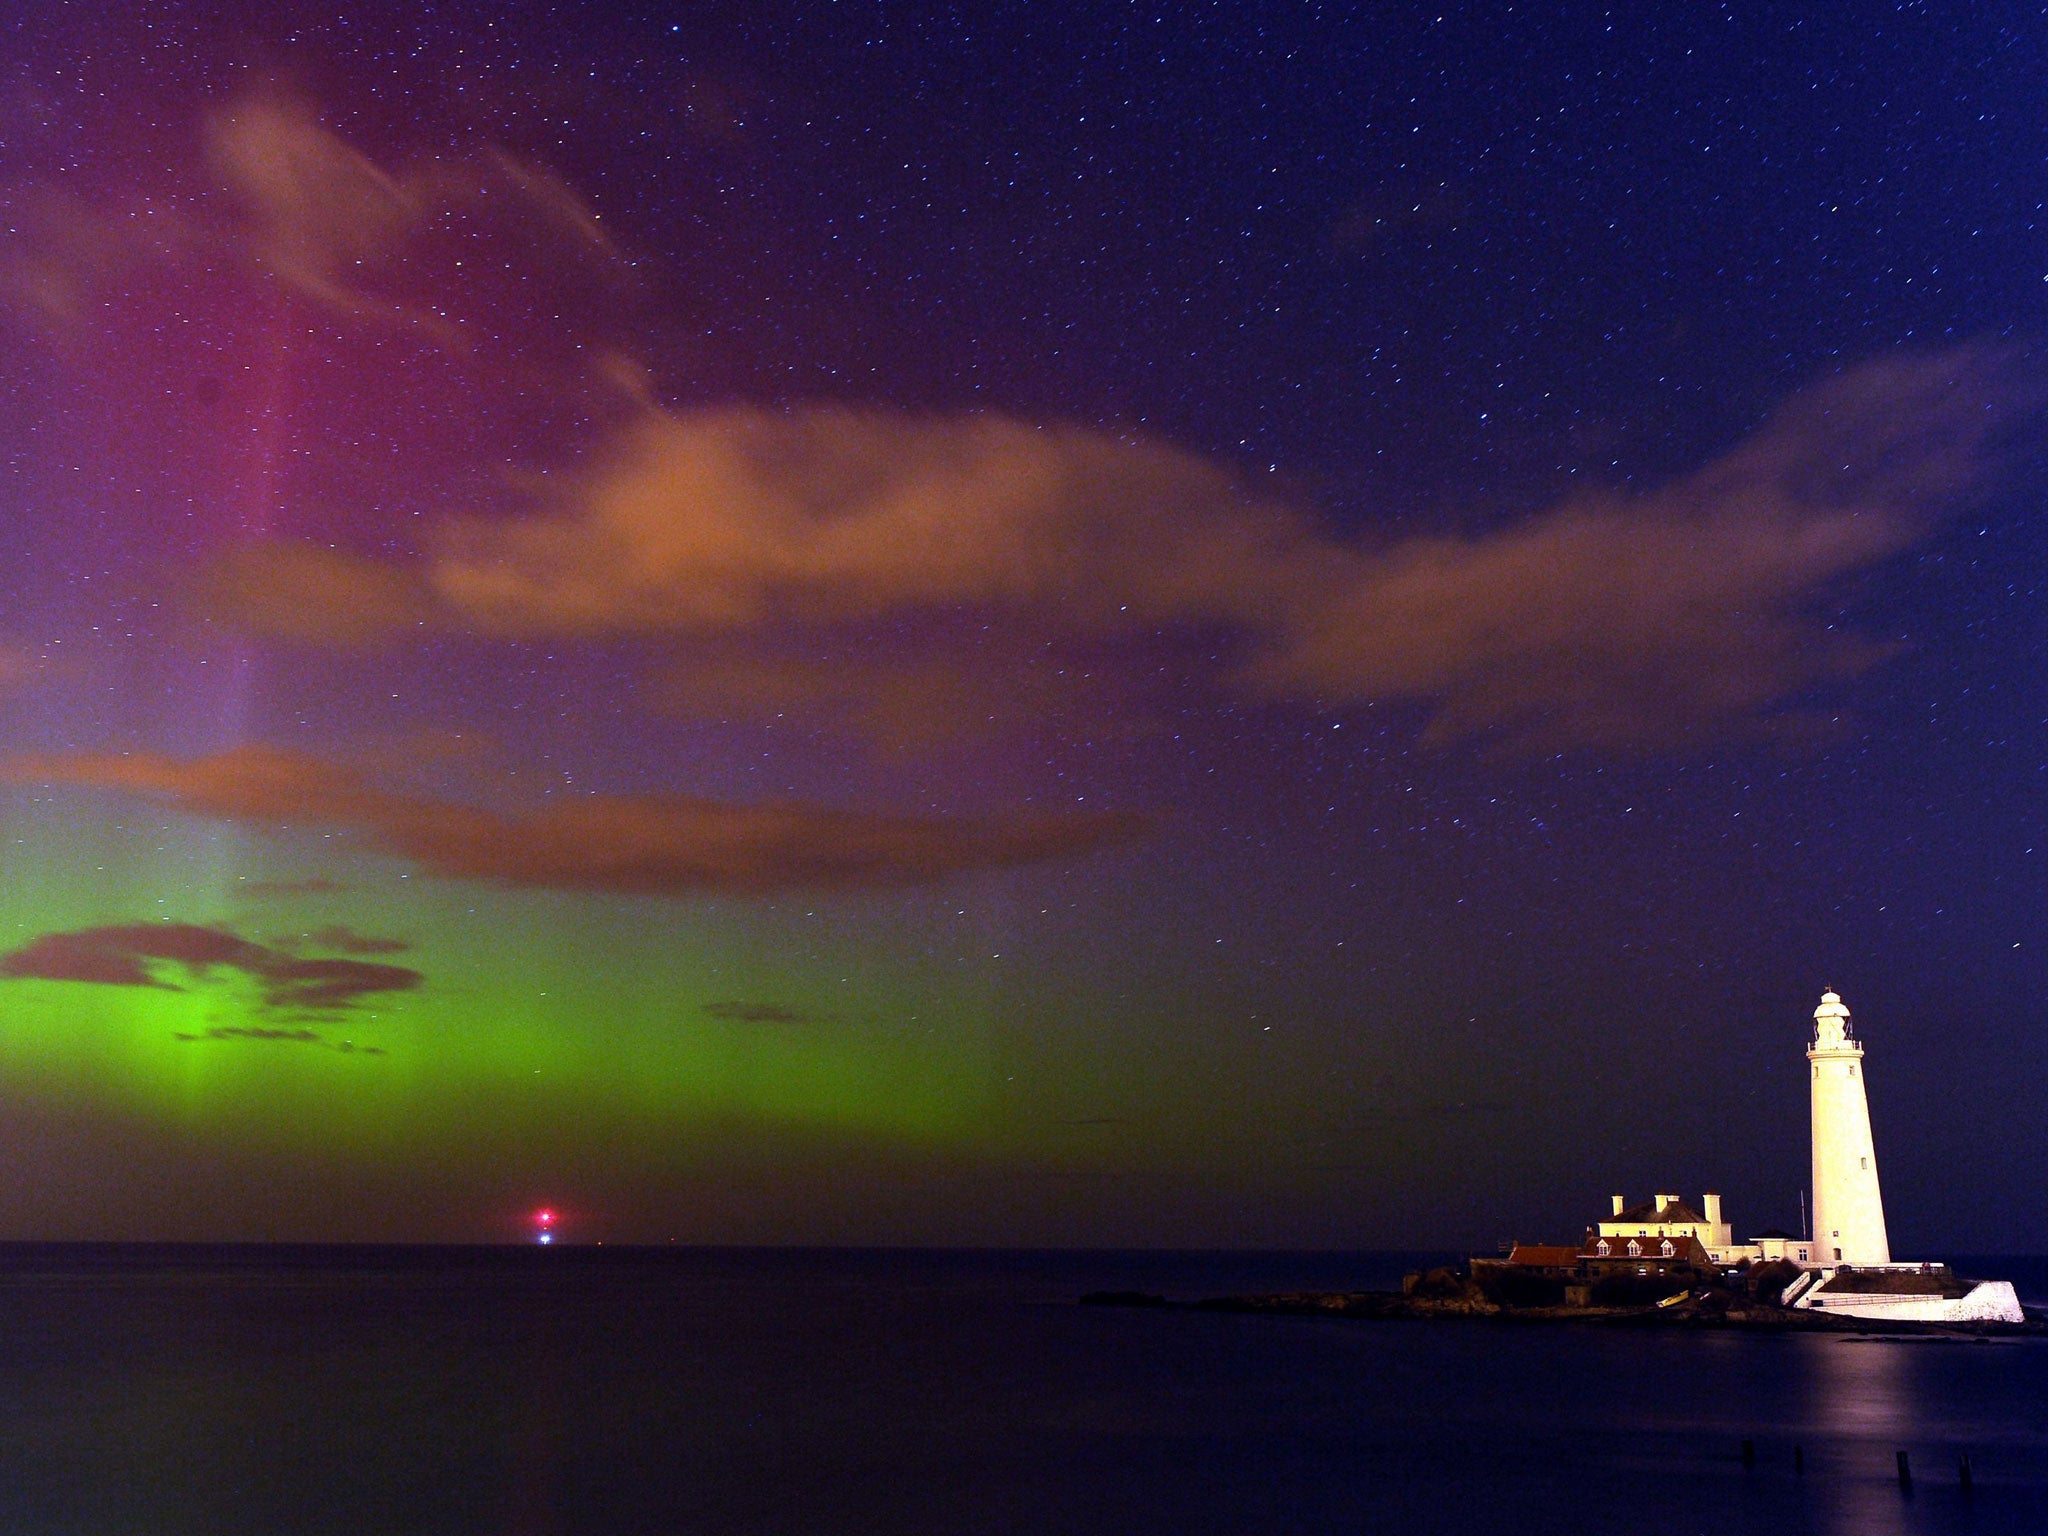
[0,1,2043,1248]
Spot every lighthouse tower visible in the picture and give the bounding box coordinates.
[1808,990,1890,1265]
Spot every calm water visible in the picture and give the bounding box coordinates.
[0,1246,2040,1535]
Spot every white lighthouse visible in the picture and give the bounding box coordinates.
[1783,990,2024,1322]
[1807,989,1890,1265]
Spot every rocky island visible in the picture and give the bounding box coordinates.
[1084,1258,2043,1336]
[1091,990,2038,1335]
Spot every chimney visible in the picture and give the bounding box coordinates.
[1655,1192,1679,1210]
[1704,1192,1723,1227]
[1611,1194,1625,1216]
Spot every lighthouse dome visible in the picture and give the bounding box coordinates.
[1812,989,1856,1046]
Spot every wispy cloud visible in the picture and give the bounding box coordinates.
[204,94,618,345]
[6,93,624,355]
[1,746,1144,896]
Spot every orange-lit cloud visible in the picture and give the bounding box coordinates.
[202,350,2015,752]
[8,99,2020,754]
[649,637,1160,754]
[191,542,433,647]
[425,408,1313,635]
[2,746,1144,896]
[1255,354,2010,749]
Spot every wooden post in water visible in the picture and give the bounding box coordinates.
[1896,1450,1912,1492]
[1959,1451,1973,1494]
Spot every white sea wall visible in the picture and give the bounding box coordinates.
[1794,1280,2024,1324]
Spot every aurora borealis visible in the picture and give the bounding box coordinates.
[1,3,2045,1248]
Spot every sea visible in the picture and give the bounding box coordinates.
[0,1245,2040,1536]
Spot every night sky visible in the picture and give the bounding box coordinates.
[1,2,2043,1249]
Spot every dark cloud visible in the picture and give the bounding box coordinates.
[0,931,169,989]
[0,921,422,1015]
[299,926,411,956]
[2,746,1145,897]
[175,1026,320,1043]
[703,1000,808,1024]
[240,877,350,897]
[173,1025,388,1054]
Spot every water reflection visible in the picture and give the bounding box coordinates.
[0,1253,2041,1535]
[1807,1338,1915,1536]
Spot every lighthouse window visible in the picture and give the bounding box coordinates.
[1860,1157,1868,1169]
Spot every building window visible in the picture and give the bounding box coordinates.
[1797,1248,1809,1262]
[1596,1240,1610,1256]
[1660,1240,1674,1257]
[1627,1240,1642,1257]
[1835,1247,1843,1260]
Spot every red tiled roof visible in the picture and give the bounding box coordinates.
[1580,1233,1709,1263]
[1507,1245,1581,1267]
